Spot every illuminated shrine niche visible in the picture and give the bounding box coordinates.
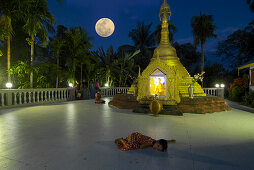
[150,69,166,96]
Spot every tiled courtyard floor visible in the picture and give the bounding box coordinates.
[0,98,254,170]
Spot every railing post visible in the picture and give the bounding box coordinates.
[1,93,5,106]
[23,92,27,104]
[28,92,31,103]
[33,91,35,103]
[44,91,47,101]
[14,92,17,105]
[19,92,22,104]
[48,91,51,101]
[37,91,40,102]
[53,91,55,101]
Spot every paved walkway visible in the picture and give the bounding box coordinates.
[0,98,254,170]
[225,99,254,113]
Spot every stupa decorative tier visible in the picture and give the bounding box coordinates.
[128,0,206,105]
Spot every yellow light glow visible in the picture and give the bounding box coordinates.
[150,76,166,96]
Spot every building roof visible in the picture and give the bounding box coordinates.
[238,60,254,75]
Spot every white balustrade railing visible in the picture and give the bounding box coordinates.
[100,87,130,97]
[0,87,224,108]
[0,88,75,108]
[100,87,225,98]
[203,88,224,98]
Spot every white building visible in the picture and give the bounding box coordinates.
[238,61,254,91]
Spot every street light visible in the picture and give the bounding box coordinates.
[220,84,225,88]
[215,84,220,88]
[68,83,73,88]
[6,82,13,89]
[105,83,109,87]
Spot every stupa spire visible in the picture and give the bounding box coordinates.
[159,0,171,45]
[152,0,179,64]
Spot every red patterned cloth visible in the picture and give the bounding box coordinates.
[116,132,155,151]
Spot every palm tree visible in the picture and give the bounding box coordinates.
[92,46,118,87]
[50,36,65,88]
[247,0,254,12]
[154,23,177,44]
[128,21,156,70]
[129,21,155,50]
[23,0,55,88]
[0,1,24,82]
[191,13,217,73]
[115,49,139,87]
[79,53,98,87]
[65,27,92,85]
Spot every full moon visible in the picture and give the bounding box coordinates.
[95,18,115,37]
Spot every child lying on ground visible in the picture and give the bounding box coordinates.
[115,132,176,152]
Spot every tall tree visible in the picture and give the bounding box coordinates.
[247,0,254,12]
[0,0,24,82]
[114,49,139,87]
[217,21,254,69]
[128,21,155,70]
[191,13,217,73]
[173,42,201,75]
[92,46,118,87]
[203,63,226,88]
[50,36,65,88]
[65,27,92,85]
[23,0,55,88]
[154,23,177,45]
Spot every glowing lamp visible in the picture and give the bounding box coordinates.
[6,82,12,89]
[105,83,109,87]
[220,84,225,88]
[68,83,73,87]
[215,84,220,88]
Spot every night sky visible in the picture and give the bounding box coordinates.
[47,0,253,64]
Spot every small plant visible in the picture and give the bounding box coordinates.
[243,91,254,107]
[228,77,248,94]
[231,87,245,102]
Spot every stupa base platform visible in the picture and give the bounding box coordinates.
[108,94,232,114]
[177,96,232,114]
[108,94,139,109]
[133,104,183,116]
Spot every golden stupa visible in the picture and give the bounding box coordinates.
[128,0,206,105]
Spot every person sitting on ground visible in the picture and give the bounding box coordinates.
[114,132,176,152]
[95,90,105,104]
